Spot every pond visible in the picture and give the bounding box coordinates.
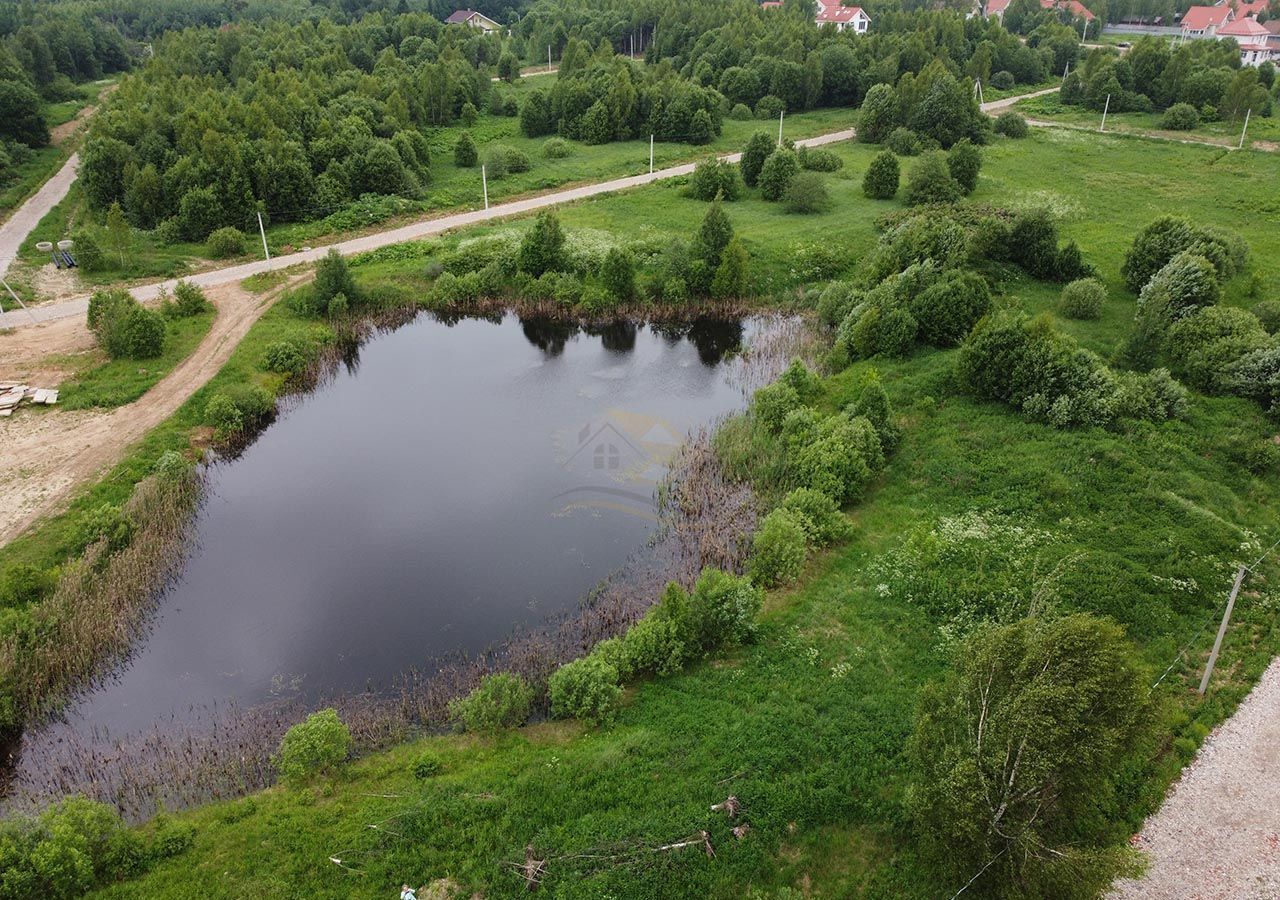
[27,312,761,751]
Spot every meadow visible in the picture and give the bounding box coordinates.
[2,124,1279,898]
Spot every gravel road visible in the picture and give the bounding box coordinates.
[1109,657,1280,900]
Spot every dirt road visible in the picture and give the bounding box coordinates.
[0,277,296,547]
[0,153,79,282]
[1109,657,1280,899]
[0,127,856,330]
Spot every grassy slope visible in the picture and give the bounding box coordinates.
[78,130,1280,898]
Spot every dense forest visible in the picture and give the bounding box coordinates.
[74,0,1073,242]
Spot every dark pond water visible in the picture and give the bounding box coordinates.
[50,313,755,739]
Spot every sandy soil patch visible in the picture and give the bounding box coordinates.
[0,276,302,547]
[0,315,100,385]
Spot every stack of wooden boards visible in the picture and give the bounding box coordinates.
[0,382,58,417]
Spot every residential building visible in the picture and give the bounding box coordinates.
[1179,5,1235,37]
[815,0,871,33]
[444,9,501,33]
[1219,17,1277,66]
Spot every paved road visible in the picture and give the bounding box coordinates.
[0,152,79,284]
[0,128,855,330]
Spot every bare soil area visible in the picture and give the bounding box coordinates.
[0,314,101,385]
[0,276,299,547]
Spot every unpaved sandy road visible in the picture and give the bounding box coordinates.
[0,277,297,547]
[1109,657,1280,900]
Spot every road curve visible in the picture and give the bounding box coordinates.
[0,129,855,330]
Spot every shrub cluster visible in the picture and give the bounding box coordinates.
[447,672,534,733]
[86,289,166,360]
[1121,216,1249,294]
[759,148,800,202]
[275,708,351,785]
[1058,278,1107,320]
[958,311,1187,427]
[993,111,1029,138]
[548,568,764,725]
[206,226,247,259]
[688,157,743,201]
[862,150,900,200]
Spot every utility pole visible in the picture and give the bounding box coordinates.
[482,164,489,210]
[257,211,270,261]
[1238,108,1251,150]
[649,134,654,174]
[1199,565,1248,694]
[0,277,38,325]
[1099,93,1110,131]
[548,45,552,72]
[778,109,784,146]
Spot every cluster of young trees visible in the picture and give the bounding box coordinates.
[1064,39,1276,120]
[0,4,131,186]
[520,39,724,144]
[79,13,506,240]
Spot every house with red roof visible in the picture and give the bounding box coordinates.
[815,0,871,33]
[1040,0,1097,20]
[1179,5,1235,37]
[444,9,501,33]
[984,0,1013,21]
[1219,17,1278,66]
[1233,0,1269,18]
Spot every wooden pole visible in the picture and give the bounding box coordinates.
[1238,108,1251,150]
[1099,93,1110,132]
[0,278,38,325]
[482,165,489,210]
[1199,564,1248,694]
[257,211,270,261]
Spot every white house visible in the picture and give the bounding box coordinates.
[444,9,501,33]
[815,0,871,33]
[1219,17,1277,66]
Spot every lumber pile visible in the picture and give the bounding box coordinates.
[0,382,58,417]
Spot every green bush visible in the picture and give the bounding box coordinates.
[758,148,799,202]
[504,147,531,173]
[797,146,842,172]
[779,488,852,546]
[790,413,884,502]
[1138,252,1221,321]
[170,281,210,317]
[205,393,243,439]
[993,111,1028,138]
[206,226,247,259]
[1008,208,1064,281]
[275,708,351,784]
[1161,103,1200,130]
[1058,278,1106,320]
[862,150,900,200]
[990,70,1015,90]
[264,341,308,376]
[1164,306,1270,391]
[600,247,636,302]
[845,374,901,453]
[549,656,622,725]
[739,131,775,187]
[688,157,743,201]
[858,84,900,144]
[481,145,509,179]
[75,503,134,554]
[313,249,358,313]
[755,94,785,121]
[817,281,862,328]
[0,563,57,608]
[86,289,165,359]
[72,229,105,271]
[904,151,961,206]
[1122,217,1248,293]
[541,137,571,158]
[729,102,752,120]
[0,797,146,899]
[447,672,534,733]
[117,306,165,359]
[748,508,810,587]
[884,127,921,156]
[783,171,830,214]
[945,139,981,195]
[412,752,443,779]
[1254,300,1280,334]
[613,613,687,679]
[751,381,802,432]
[518,211,565,277]
[779,358,822,403]
[908,271,992,347]
[146,816,195,863]
[454,131,477,167]
[152,450,190,480]
[687,567,765,649]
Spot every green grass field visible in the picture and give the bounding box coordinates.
[1013,93,1280,149]
[3,125,1279,899]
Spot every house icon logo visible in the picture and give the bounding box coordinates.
[553,410,685,521]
